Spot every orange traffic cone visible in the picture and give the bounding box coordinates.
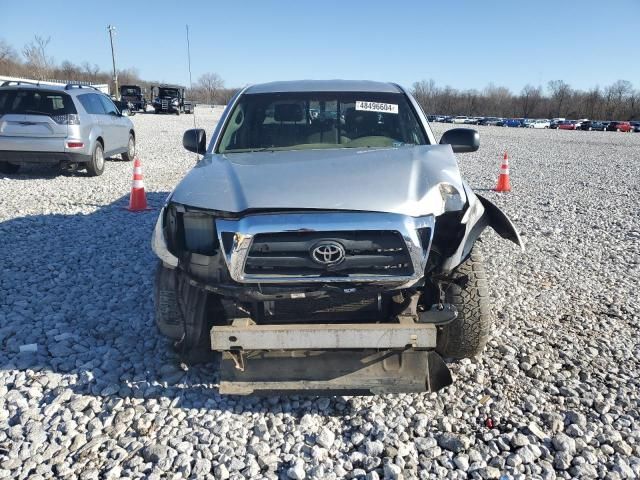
[127,157,150,211]
[494,151,511,192]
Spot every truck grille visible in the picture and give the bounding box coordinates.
[161,99,168,111]
[245,231,414,277]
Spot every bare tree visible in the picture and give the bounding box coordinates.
[197,72,224,105]
[583,86,602,119]
[411,79,437,112]
[81,61,101,81]
[22,35,53,79]
[59,60,77,81]
[519,85,542,118]
[547,80,571,117]
[0,38,17,64]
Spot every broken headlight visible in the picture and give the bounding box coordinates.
[182,211,218,255]
[439,183,465,212]
[164,204,219,256]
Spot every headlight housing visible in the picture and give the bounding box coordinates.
[162,203,219,256]
[439,183,465,212]
[182,211,218,255]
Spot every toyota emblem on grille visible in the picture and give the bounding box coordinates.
[310,241,346,266]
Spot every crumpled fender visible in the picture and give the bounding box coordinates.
[475,193,524,250]
[441,184,524,272]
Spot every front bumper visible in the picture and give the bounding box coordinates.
[212,308,456,395]
[217,349,452,395]
[0,150,92,164]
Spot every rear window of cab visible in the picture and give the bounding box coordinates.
[0,89,77,116]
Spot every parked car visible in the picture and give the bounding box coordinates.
[606,121,632,132]
[580,120,607,131]
[452,116,469,124]
[479,117,503,126]
[504,118,524,127]
[464,117,482,125]
[434,115,448,122]
[0,82,135,176]
[152,80,523,395]
[558,120,579,130]
[630,121,640,132]
[528,119,551,129]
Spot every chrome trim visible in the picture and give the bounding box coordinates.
[216,212,434,286]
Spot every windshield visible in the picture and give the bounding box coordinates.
[217,91,428,153]
[121,87,140,95]
[158,88,179,98]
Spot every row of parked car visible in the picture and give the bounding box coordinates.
[427,115,640,132]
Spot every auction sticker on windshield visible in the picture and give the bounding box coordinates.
[355,101,398,114]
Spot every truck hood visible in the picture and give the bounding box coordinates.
[170,145,467,217]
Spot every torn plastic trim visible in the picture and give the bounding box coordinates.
[151,206,179,268]
[440,188,524,272]
[475,193,525,252]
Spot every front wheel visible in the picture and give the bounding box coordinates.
[0,161,20,174]
[436,248,491,359]
[86,142,105,176]
[154,263,223,362]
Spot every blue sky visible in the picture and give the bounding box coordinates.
[2,0,638,92]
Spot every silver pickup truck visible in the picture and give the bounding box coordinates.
[152,80,523,395]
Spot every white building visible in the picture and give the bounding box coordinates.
[0,75,110,94]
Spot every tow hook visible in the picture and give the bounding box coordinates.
[418,304,458,325]
[60,161,79,172]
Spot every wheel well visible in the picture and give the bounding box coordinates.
[129,130,135,139]
[96,137,104,148]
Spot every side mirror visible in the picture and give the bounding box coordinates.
[183,128,206,154]
[439,128,480,153]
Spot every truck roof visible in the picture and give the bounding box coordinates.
[156,84,184,89]
[245,80,404,94]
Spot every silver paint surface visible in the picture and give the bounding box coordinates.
[170,145,466,217]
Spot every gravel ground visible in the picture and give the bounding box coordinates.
[1,108,639,480]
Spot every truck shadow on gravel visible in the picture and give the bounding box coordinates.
[1,156,130,179]
[1,192,380,416]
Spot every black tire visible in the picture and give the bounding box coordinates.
[436,248,491,359]
[121,134,135,161]
[85,142,105,176]
[0,162,20,174]
[154,263,222,363]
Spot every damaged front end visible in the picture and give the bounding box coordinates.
[151,182,523,396]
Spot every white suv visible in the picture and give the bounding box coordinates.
[0,82,135,176]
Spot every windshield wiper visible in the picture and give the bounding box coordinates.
[23,110,51,116]
[252,145,276,152]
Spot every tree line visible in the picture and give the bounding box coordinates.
[411,79,639,120]
[2,36,638,119]
[0,36,238,104]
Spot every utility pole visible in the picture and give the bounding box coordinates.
[107,25,119,99]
